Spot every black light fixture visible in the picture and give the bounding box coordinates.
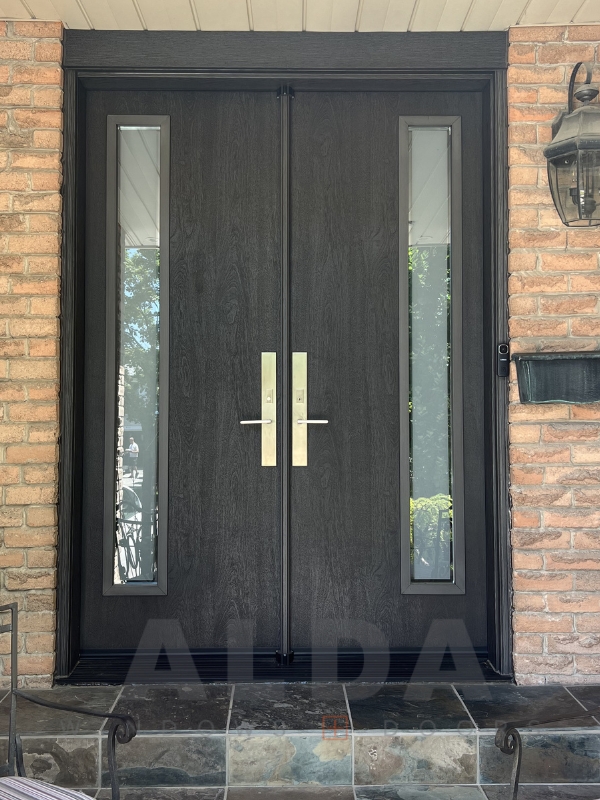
[544,62,600,227]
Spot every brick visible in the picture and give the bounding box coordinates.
[510,208,539,229]
[511,445,570,463]
[572,406,600,420]
[11,66,62,86]
[27,383,58,401]
[510,424,540,443]
[509,229,566,248]
[8,403,57,423]
[567,25,600,41]
[571,318,600,337]
[5,569,55,590]
[569,274,600,292]
[25,506,56,528]
[514,654,575,675]
[17,611,55,633]
[540,295,597,315]
[509,187,555,207]
[538,43,595,63]
[545,508,600,528]
[548,634,600,654]
[509,295,538,315]
[28,423,58,443]
[31,173,61,192]
[25,632,54,653]
[567,229,600,249]
[513,571,573,591]
[11,152,61,171]
[0,256,25,275]
[514,552,544,569]
[34,42,62,63]
[14,654,55,676]
[7,235,59,255]
[514,612,574,633]
[0,173,28,192]
[0,41,32,60]
[574,488,600,506]
[575,531,600,549]
[509,252,538,272]
[508,86,538,104]
[576,656,600,674]
[510,166,540,185]
[13,194,60,213]
[0,424,25,444]
[12,109,61,129]
[576,615,600,632]
[543,424,600,443]
[514,633,544,653]
[548,593,600,613]
[9,360,57,380]
[512,529,571,549]
[25,595,54,613]
[0,465,20,484]
[509,26,566,42]
[13,21,63,37]
[11,276,58,295]
[9,318,58,337]
[509,318,569,338]
[507,65,565,85]
[514,593,546,611]
[509,125,537,145]
[512,486,571,507]
[23,465,56,484]
[538,86,568,104]
[509,274,568,294]
[0,550,24,567]
[32,88,62,108]
[513,509,541,528]
[572,445,600,464]
[540,252,598,272]
[27,256,59,275]
[28,339,57,358]
[511,465,544,484]
[546,552,600,570]
[509,106,558,123]
[5,485,55,505]
[546,466,600,485]
[4,527,55,547]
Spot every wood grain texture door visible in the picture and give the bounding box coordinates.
[81,90,282,651]
[289,91,487,651]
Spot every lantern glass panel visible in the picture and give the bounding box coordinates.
[579,150,600,224]
[548,152,579,225]
[549,151,600,227]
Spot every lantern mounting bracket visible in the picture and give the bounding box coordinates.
[568,61,598,113]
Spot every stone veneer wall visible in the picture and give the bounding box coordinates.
[508,25,600,684]
[0,20,62,688]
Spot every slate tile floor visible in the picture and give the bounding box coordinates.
[1,683,600,798]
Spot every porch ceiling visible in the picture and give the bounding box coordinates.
[1,0,599,31]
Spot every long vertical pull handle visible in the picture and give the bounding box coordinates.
[292,352,328,466]
[240,352,276,466]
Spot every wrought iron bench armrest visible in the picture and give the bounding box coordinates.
[7,690,136,800]
[495,705,600,800]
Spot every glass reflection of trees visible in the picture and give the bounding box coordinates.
[115,247,160,583]
[409,244,453,581]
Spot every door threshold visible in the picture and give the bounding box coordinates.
[57,650,511,685]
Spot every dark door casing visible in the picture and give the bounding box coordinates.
[75,82,496,679]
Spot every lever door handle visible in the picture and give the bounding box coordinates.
[297,419,328,424]
[240,352,276,466]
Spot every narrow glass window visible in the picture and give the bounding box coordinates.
[408,126,453,582]
[105,117,169,594]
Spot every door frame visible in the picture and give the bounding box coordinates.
[56,30,510,679]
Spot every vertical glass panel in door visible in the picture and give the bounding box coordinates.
[114,126,161,584]
[408,127,453,581]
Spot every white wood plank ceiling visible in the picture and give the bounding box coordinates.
[1,0,598,30]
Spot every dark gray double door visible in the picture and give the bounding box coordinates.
[81,88,487,667]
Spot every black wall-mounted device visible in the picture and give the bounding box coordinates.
[497,343,510,377]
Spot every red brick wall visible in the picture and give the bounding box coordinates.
[508,25,600,684]
[0,20,62,688]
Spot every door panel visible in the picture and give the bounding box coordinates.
[289,91,486,650]
[79,87,488,666]
[81,90,282,650]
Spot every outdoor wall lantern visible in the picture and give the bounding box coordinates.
[545,62,600,227]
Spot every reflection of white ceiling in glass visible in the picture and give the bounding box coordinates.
[16,0,600,30]
[119,127,160,249]
[409,128,450,248]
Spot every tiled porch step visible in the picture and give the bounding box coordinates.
[2,683,600,792]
